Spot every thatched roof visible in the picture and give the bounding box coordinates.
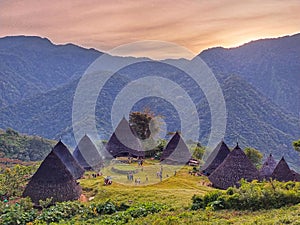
[259,153,277,180]
[291,170,300,182]
[23,151,82,204]
[160,132,192,165]
[106,117,144,158]
[271,157,296,182]
[73,135,103,171]
[208,144,259,189]
[201,141,230,175]
[53,141,84,179]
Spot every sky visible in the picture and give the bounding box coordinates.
[1,0,300,59]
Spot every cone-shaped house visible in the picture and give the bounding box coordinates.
[160,132,192,164]
[73,135,103,171]
[23,151,82,204]
[201,141,230,175]
[208,144,259,189]
[291,170,300,181]
[271,157,296,182]
[259,153,277,180]
[53,141,84,179]
[106,117,144,158]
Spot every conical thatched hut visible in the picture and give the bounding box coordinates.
[106,117,144,158]
[291,170,300,182]
[23,151,82,204]
[201,141,230,175]
[271,157,296,182]
[208,144,259,189]
[259,153,277,180]
[53,141,84,179]
[73,135,103,171]
[160,132,192,165]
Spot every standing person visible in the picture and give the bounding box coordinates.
[156,171,160,178]
[131,173,134,181]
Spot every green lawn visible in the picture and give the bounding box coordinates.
[63,161,300,224]
[81,162,212,208]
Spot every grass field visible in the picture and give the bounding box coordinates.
[75,161,300,224]
[81,162,211,207]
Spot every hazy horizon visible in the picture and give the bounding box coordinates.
[1,32,299,60]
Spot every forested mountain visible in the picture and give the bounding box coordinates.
[199,33,300,116]
[0,36,101,107]
[0,34,299,167]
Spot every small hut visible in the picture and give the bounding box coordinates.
[201,141,230,175]
[73,135,103,171]
[208,144,259,189]
[106,117,144,158]
[271,157,296,182]
[259,153,277,180]
[160,132,192,165]
[53,141,84,179]
[23,151,82,204]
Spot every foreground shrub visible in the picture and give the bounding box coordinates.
[126,202,165,218]
[36,201,83,223]
[0,198,37,225]
[0,197,165,224]
[192,180,300,211]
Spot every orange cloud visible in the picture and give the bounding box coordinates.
[0,0,299,58]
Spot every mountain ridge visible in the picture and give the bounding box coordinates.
[0,34,299,168]
[199,32,300,116]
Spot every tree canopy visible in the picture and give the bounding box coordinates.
[293,139,300,152]
[129,109,161,140]
[244,147,263,168]
[191,142,205,160]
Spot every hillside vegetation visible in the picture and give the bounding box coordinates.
[0,128,55,161]
[2,164,300,224]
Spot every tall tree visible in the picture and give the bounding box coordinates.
[244,147,263,168]
[191,143,205,160]
[129,108,161,140]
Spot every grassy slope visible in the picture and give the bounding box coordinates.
[76,163,300,224]
[80,165,212,208]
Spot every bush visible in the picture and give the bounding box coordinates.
[0,198,37,225]
[0,164,38,198]
[191,180,300,211]
[37,201,83,223]
[126,202,165,218]
[191,195,203,210]
[0,197,164,224]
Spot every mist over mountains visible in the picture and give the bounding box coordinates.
[0,34,299,168]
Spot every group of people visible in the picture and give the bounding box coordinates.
[134,177,141,184]
[127,172,134,181]
[91,172,102,178]
[127,171,145,184]
[104,176,112,185]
